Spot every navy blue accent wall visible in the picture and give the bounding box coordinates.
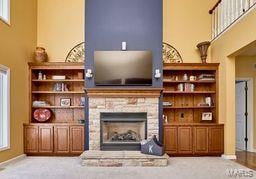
[85,0,163,88]
[85,0,163,149]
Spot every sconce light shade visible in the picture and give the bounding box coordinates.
[122,42,127,51]
[197,41,211,63]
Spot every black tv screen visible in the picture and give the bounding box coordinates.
[94,51,152,86]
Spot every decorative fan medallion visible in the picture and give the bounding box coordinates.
[162,42,183,63]
[65,42,85,62]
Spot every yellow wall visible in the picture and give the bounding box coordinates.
[0,0,241,162]
[0,0,37,163]
[163,0,215,63]
[37,0,84,61]
[211,10,256,155]
[236,56,256,149]
[37,0,214,63]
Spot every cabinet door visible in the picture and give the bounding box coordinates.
[163,126,178,154]
[24,125,39,154]
[178,127,193,154]
[70,126,84,154]
[39,126,53,153]
[54,126,70,154]
[209,126,224,154]
[194,127,208,154]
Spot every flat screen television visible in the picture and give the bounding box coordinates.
[94,51,152,86]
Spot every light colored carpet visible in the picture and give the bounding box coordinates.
[0,157,255,179]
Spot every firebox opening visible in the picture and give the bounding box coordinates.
[100,112,147,151]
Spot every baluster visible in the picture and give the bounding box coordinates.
[226,0,230,28]
[217,5,221,35]
[240,0,244,16]
[235,0,239,19]
[230,0,233,23]
[215,8,218,38]
[223,0,227,28]
[211,11,215,39]
[245,0,249,11]
[220,1,224,33]
[249,0,253,7]
[232,0,237,21]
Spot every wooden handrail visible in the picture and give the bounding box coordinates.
[209,0,222,14]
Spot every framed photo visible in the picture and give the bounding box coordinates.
[60,98,71,107]
[202,112,212,121]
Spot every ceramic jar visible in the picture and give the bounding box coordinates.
[35,47,47,63]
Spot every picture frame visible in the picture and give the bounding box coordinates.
[202,112,212,121]
[60,98,71,107]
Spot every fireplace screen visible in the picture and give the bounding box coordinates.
[100,112,147,150]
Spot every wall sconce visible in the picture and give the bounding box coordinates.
[122,41,127,51]
[85,69,93,78]
[154,69,161,79]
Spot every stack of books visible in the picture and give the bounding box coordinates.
[184,83,195,92]
[33,101,50,107]
[198,74,215,81]
[163,101,172,107]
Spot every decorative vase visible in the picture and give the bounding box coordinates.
[197,41,211,63]
[35,47,47,63]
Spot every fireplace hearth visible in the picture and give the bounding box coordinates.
[100,112,147,150]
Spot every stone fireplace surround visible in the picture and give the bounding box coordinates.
[86,88,162,150]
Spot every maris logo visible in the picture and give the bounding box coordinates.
[226,169,254,178]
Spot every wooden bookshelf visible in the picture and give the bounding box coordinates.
[163,91,216,94]
[24,62,85,156]
[32,79,84,82]
[163,63,223,156]
[29,62,85,123]
[32,106,84,109]
[163,63,219,124]
[32,91,84,94]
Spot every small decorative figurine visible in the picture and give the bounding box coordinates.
[38,71,43,80]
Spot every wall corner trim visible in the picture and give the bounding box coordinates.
[221,154,237,160]
[0,154,26,167]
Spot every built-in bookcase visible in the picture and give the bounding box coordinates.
[163,63,223,156]
[29,63,85,123]
[163,63,219,124]
[24,62,85,156]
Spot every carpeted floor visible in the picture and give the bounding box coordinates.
[0,157,255,179]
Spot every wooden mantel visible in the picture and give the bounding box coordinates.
[84,88,163,98]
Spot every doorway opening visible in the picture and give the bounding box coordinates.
[235,78,254,152]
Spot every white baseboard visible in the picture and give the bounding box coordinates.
[221,154,237,160]
[0,154,26,167]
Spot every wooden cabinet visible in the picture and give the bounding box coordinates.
[163,63,219,124]
[54,126,70,154]
[194,127,208,154]
[25,63,85,156]
[209,126,224,154]
[24,125,39,154]
[163,126,178,154]
[162,63,223,156]
[163,124,224,156]
[24,124,84,156]
[70,126,84,154]
[178,127,193,154]
[39,126,53,153]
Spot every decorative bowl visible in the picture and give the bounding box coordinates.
[33,109,51,122]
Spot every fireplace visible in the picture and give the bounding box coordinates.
[100,112,147,150]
